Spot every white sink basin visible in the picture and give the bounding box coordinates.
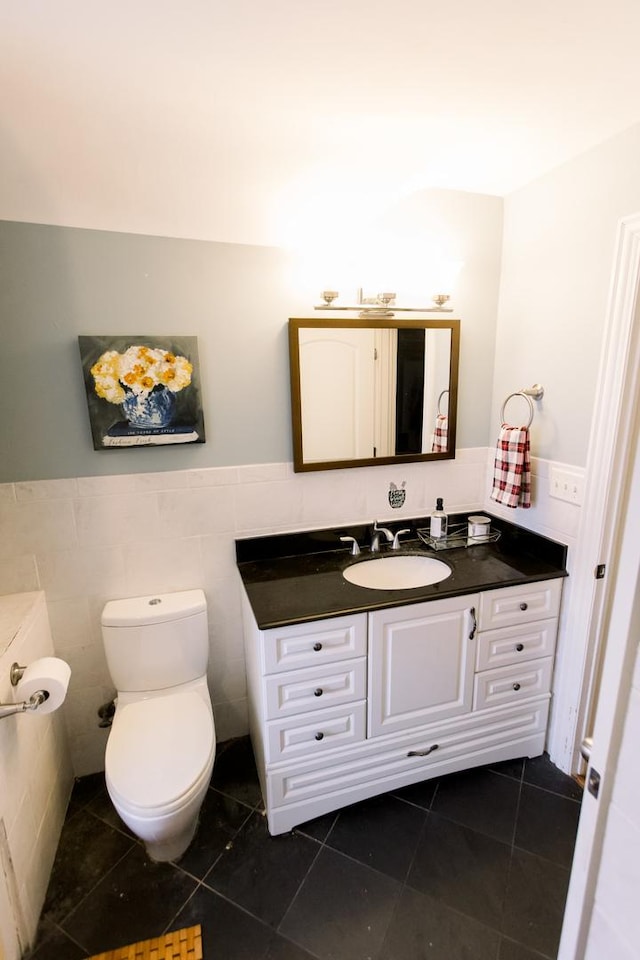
[342,555,452,590]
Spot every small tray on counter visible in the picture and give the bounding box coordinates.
[417,523,501,551]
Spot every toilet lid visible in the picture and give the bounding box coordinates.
[106,692,214,809]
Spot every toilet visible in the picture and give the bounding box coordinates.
[101,589,216,862]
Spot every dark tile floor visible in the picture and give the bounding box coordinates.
[28,739,583,960]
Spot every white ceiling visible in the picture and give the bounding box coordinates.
[1,0,639,247]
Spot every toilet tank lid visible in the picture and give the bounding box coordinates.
[102,589,206,627]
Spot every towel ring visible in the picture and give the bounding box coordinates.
[500,391,534,428]
[437,389,449,416]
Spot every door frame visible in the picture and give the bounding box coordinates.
[547,210,640,774]
[555,210,640,956]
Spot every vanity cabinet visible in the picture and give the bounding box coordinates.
[242,578,563,836]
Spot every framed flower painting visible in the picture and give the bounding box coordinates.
[78,335,206,449]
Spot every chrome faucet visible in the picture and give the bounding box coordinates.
[371,521,394,552]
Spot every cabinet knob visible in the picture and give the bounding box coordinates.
[513,682,521,691]
[519,602,528,611]
[315,732,324,741]
[515,643,524,652]
[314,687,323,697]
[313,642,323,651]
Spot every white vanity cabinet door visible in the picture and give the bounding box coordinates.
[368,594,479,738]
[479,579,562,631]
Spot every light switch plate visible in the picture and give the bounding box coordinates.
[550,467,584,505]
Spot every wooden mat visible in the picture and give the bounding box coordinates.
[87,924,202,960]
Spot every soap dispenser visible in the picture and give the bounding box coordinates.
[430,498,448,539]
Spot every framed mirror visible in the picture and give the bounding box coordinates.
[289,317,460,472]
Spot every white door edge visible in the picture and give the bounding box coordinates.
[556,211,640,957]
[547,210,640,774]
[558,382,640,958]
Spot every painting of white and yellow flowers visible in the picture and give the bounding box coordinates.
[79,336,205,449]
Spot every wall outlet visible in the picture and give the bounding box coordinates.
[549,467,584,505]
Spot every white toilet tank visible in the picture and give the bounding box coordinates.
[102,589,208,693]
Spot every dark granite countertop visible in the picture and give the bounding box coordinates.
[236,513,568,630]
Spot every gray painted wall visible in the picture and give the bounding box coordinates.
[495,122,640,467]
[1,222,296,481]
[1,201,502,482]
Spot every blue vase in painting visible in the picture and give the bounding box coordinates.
[121,386,176,429]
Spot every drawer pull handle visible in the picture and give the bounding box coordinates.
[515,643,524,652]
[513,682,521,691]
[469,607,477,640]
[314,687,323,697]
[407,744,439,758]
[520,602,528,611]
[315,732,324,741]
[313,642,323,651]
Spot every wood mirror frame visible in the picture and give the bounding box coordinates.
[289,317,460,472]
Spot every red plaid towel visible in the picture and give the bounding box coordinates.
[490,424,531,508]
[431,414,448,453]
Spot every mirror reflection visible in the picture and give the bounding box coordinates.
[289,318,460,472]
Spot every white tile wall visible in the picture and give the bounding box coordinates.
[0,593,73,957]
[0,448,579,778]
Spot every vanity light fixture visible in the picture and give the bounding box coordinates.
[321,290,339,305]
[315,289,453,317]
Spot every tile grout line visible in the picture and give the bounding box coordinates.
[198,805,262,888]
[273,832,326,936]
[33,918,89,958]
[498,762,525,955]
[55,839,139,948]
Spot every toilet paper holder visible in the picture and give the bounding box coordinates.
[0,662,50,720]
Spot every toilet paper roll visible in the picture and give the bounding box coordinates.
[16,657,71,714]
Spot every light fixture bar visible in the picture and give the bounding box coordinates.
[314,290,453,314]
[313,304,453,313]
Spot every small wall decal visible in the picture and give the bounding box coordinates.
[388,481,407,509]
[78,335,205,449]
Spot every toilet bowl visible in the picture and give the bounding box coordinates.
[101,590,216,862]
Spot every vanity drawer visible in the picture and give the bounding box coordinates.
[268,700,550,809]
[264,658,367,719]
[473,657,554,710]
[479,580,562,631]
[475,619,558,671]
[262,614,367,675]
[265,701,366,762]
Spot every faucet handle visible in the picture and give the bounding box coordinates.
[340,536,361,556]
[391,528,411,550]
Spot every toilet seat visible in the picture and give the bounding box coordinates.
[106,690,214,813]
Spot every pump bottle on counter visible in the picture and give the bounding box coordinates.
[430,498,448,539]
